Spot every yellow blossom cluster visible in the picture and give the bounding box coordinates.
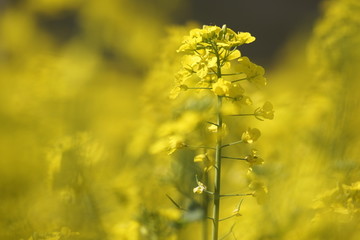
[172,25,267,102]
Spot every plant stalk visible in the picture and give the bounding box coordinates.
[212,96,223,240]
[203,172,209,240]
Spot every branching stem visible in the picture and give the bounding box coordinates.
[212,96,223,240]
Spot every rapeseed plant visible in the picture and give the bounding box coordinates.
[163,25,273,240]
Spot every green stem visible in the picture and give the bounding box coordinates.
[212,96,223,240]
[203,172,209,240]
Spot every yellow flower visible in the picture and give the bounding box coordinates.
[235,57,267,86]
[228,83,244,98]
[245,149,264,166]
[193,180,207,194]
[177,28,203,53]
[219,49,241,69]
[201,25,221,40]
[169,86,181,99]
[241,95,253,105]
[194,153,207,162]
[207,123,228,137]
[212,78,245,98]
[149,138,169,154]
[181,50,217,78]
[207,124,218,133]
[211,78,232,96]
[220,49,241,61]
[241,128,261,143]
[237,32,256,44]
[169,84,188,99]
[194,153,214,171]
[248,180,268,204]
[175,69,192,84]
[255,101,274,120]
[217,27,255,48]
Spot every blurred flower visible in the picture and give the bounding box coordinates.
[168,135,186,155]
[249,180,268,204]
[234,57,267,86]
[255,101,275,120]
[181,49,217,78]
[241,128,261,143]
[112,221,140,240]
[245,149,264,166]
[207,123,227,133]
[169,84,188,99]
[194,152,214,171]
[194,153,207,163]
[211,78,232,96]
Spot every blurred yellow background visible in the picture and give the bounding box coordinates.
[1,0,360,239]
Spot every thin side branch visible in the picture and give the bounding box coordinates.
[226,113,255,117]
[220,193,253,197]
[165,194,186,211]
[222,72,245,76]
[207,121,219,126]
[219,214,237,222]
[221,140,243,148]
[221,156,247,161]
[220,223,237,240]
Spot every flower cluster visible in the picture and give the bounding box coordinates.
[166,24,274,186]
[172,25,266,101]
